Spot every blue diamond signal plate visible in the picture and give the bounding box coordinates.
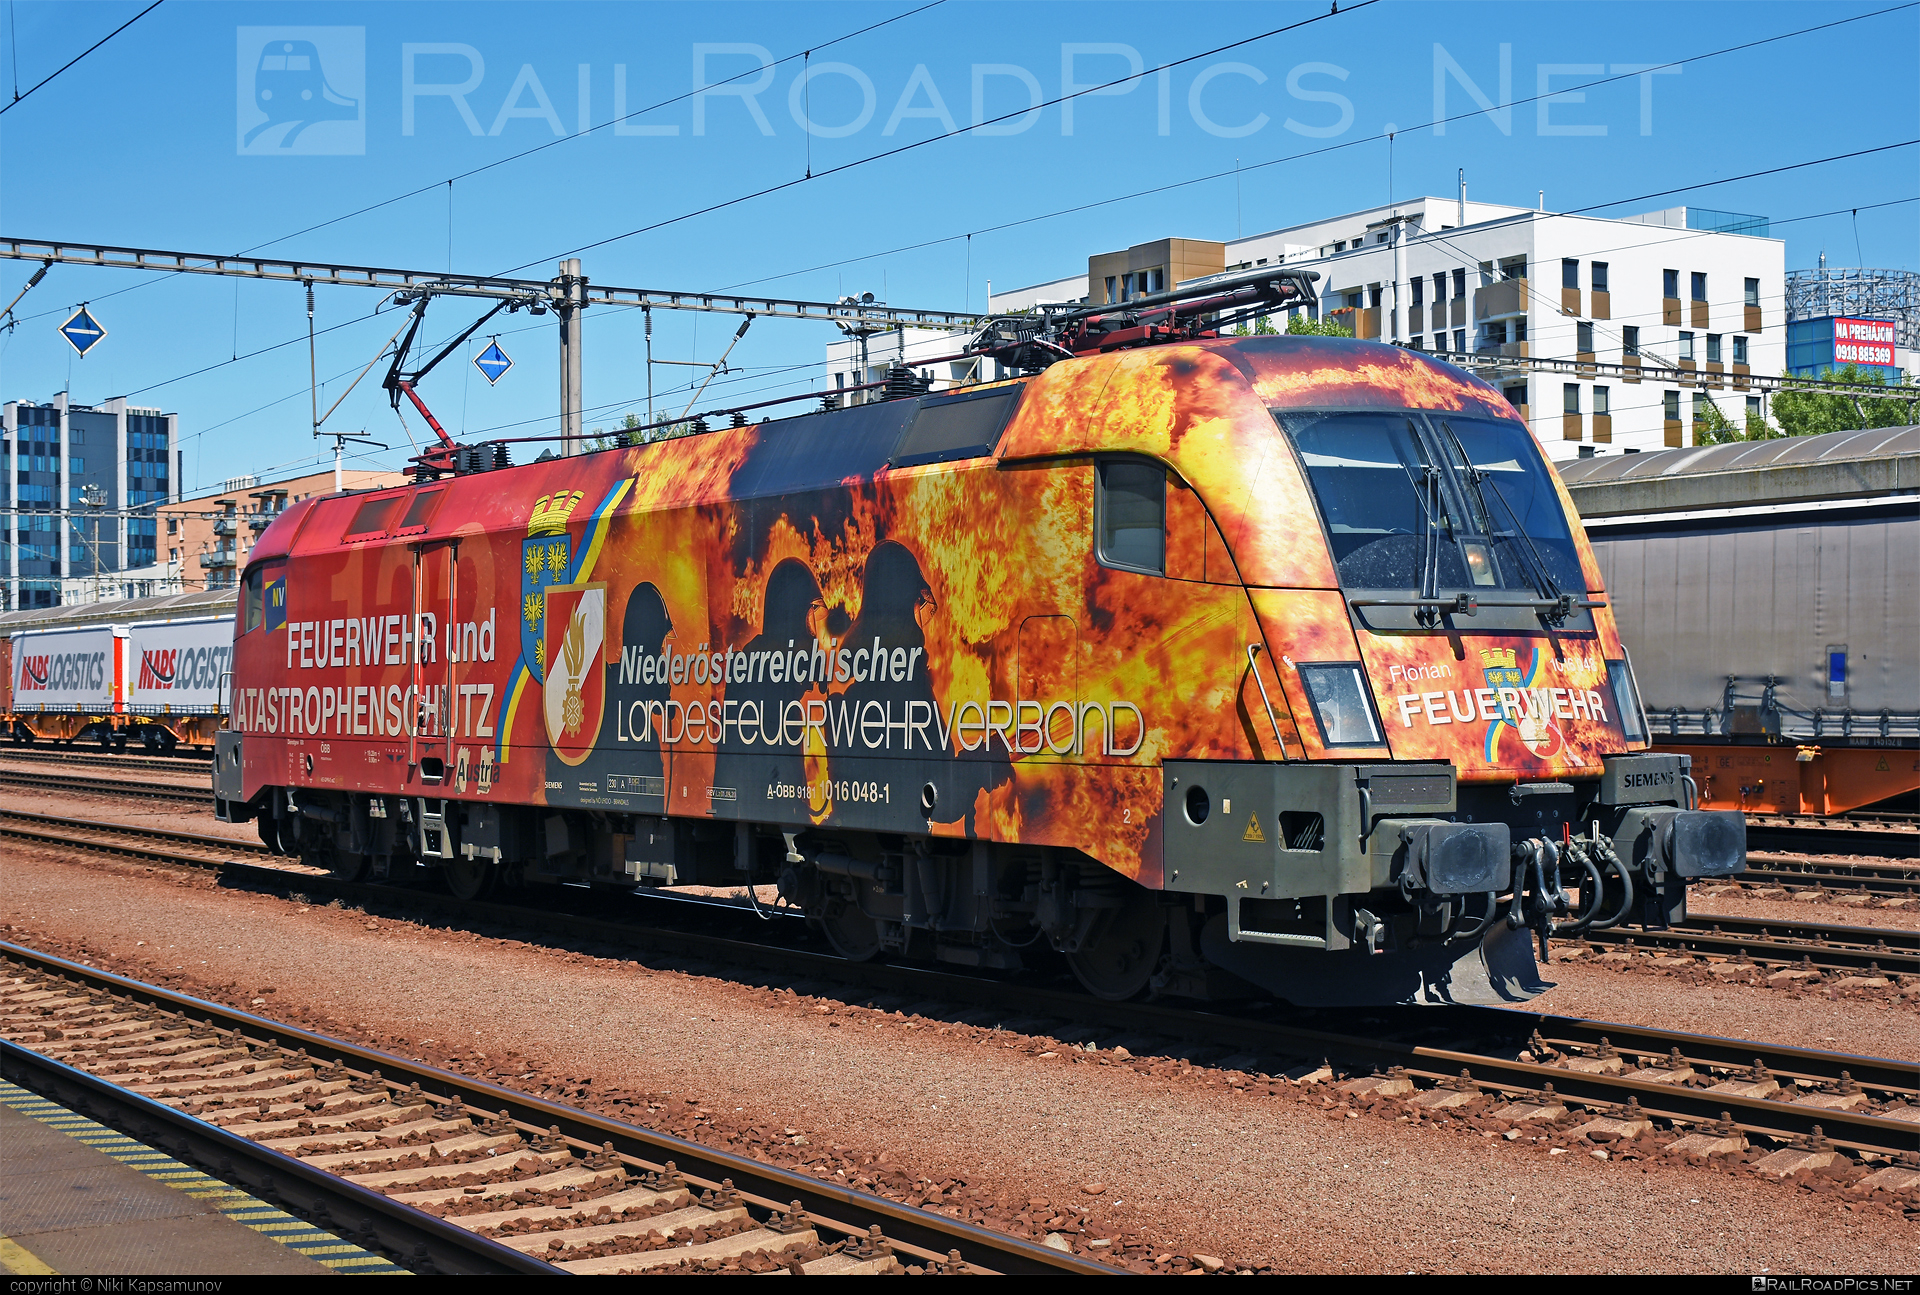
[60,306,108,357]
[474,340,513,385]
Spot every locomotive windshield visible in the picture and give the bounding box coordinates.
[1278,409,1584,596]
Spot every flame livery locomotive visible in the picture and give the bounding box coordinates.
[215,333,1745,1005]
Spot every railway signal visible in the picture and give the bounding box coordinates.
[59,304,107,357]
[473,338,513,385]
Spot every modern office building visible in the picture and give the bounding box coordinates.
[960,194,1789,458]
[3,394,179,609]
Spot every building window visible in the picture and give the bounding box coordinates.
[1562,258,1579,289]
[1563,383,1581,415]
[1104,276,1117,303]
[1409,335,1424,350]
[1663,268,1679,297]
[1663,390,1680,421]
[1333,241,1346,253]
[1504,384,1528,411]
[1679,332,1695,361]
[1576,322,1594,353]
[1622,325,1640,356]
[1733,335,1748,365]
[1453,329,1465,352]
[1594,386,1610,416]
[1410,277,1424,307]
[1691,271,1707,302]
[1452,269,1466,299]
[1592,261,1609,292]
[1483,321,1508,348]
[1744,277,1760,307]
[1706,334,1722,363]
[1434,272,1447,300]
[1374,232,1389,245]
[1746,396,1761,421]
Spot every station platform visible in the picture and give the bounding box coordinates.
[0,1077,405,1276]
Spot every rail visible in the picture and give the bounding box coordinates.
[6,811,1915,1161]
[0,943,1108,1275]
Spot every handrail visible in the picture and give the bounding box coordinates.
[1245,644,1285,760]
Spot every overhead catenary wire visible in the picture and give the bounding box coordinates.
[0,3,947,329]
[503,1,1383,275]
[10,9,1914,471]
[0,0,163,115]
[710,3,1919,296]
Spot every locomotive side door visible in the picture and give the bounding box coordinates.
[409,539,460,782]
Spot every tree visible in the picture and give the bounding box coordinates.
[1692,394,1743,445]
[1771,364,1916,437]
[1286,312,1354,338]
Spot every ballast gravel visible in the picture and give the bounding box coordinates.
[2,838,1912,1275]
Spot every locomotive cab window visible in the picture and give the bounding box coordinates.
[243,565,265,633]
[1279,409,1584,598]
[242,560,284,634]
[1096,460,1166,574]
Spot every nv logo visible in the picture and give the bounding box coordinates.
[1242,814,1266,843]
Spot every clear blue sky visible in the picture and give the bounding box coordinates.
[2,0,1914,493]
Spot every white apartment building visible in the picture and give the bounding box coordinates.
[968,196,1786,460]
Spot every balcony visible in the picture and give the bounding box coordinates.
[1473,278,1528,323]
[199,550,236,570]
[247,513,272,533]
[1326,306,1380,339]
[212,517,238,538]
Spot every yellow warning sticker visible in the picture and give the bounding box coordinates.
[1243,814,1266,843]
[1876,757,1891,771]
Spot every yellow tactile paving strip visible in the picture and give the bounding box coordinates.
[0,1078,407,1274]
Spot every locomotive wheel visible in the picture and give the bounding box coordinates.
[1065,888,1166,1001]
[326,848,371,883]
[818,893,882,962]
[441,857,495,902]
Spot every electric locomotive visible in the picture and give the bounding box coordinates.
[215,274,1744,1006]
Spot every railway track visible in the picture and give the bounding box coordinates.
[0,944,1104,1276]
[0,767,213,805]
[7,810,1917,1166]
[1745,821,1918,860]
[1578,915,1917,977]
[1733,855,1919,899]
[0,747,212,773]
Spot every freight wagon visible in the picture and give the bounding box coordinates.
[0,589,237,751]
[1561,425,1920,816]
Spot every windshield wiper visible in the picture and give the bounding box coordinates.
[1432,420,1571,617]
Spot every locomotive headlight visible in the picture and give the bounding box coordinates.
[1460,541,1497,586]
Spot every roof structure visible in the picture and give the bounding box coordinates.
[1558,425,1920,518]
[0,587,236,633]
